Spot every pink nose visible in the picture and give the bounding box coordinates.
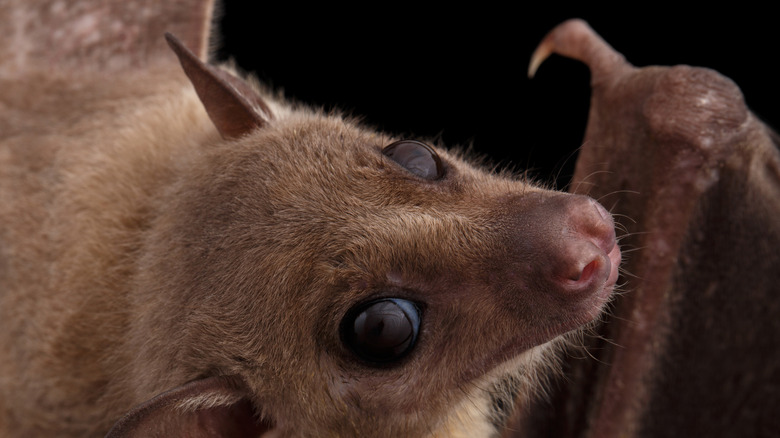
[552,197,619,296]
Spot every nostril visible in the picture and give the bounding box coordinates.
[571,258,600,283]
[554,238,612,290]
[557,252,613,299]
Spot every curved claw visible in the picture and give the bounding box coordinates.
[528,19,631,80]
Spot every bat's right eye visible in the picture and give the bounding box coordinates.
[340,298,421,364]
[382,140,444,180]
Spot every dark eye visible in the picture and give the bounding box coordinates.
[382,140,443,180]
[341,298,421,364]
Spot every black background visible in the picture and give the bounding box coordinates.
[215,5,777,188]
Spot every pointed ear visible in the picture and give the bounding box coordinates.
[165,33,273,140]
[105,375,273,437]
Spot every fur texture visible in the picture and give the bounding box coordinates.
[0,4,620,437]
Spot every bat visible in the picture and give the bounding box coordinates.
[506,19,780,437]
[0,2,620,437]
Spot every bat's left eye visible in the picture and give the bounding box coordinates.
[382,140,444,180]
[341,298,421,364]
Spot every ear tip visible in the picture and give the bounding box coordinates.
[165,32,198,66]
[165,29,271,139]
[164,32,180,49]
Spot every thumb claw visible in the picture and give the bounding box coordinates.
[528,19,631,81]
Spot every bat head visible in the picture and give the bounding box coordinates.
[106,34,621,437]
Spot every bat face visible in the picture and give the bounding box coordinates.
[114,40,621,435]
[0,5,621,438]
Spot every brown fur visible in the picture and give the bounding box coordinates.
[0,4,619,437]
